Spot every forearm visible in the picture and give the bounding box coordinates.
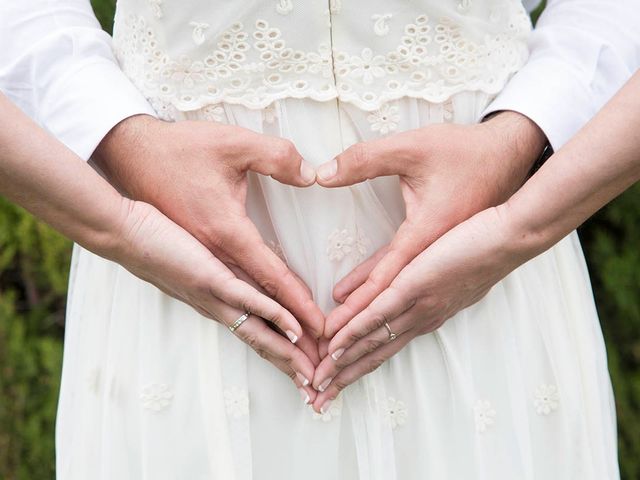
[504,72,640,257]
[0,93,130,258]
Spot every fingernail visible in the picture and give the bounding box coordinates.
[299,160,316,184]
[316,158,337,181]
[298,387,311,405]
[318,377,332,392]
[286,330,298,344]
[296,372,310,387]
[320,399,333,414]
[331,348,345,361]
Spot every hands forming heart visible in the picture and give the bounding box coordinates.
[95,110,545,412]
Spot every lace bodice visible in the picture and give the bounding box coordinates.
[112,0,531,112]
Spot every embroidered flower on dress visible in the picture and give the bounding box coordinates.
[311,396,343,422]
[203,104,225,122]
[147,0,162,18]
[140,383,174,412]
[367,103,400,134]
[149,97,178,121]
[473,399,496,433]
[276,0,293,15]
[372,14,393,36]
[458,0,472,12]
[383,397,408,429]
[348,48,386,86]
[533,384,559,415]
[327,229,355,261]
[189,22,210,46]
[353,231,371,262]
[224,386,250,418]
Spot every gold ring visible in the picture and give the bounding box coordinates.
[383,322,397,341]
[229,312,250,332]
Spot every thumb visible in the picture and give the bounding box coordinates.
[245,136,316,187]
[316,139,408,187]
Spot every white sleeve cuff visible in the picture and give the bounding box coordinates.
[41,58,156,160]
[482,56,594,150]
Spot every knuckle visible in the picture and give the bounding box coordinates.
[332,379,349,393]
[367,356,386,373]
[349,143,370,171]
[274,139,297,161]
[348,331,363,344]
[364,337,384,354]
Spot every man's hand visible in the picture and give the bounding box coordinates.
[316,111,546,344]
[94,114,325,339]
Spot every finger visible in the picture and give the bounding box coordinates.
[328,283,414,356]
[333,245,389,303]
[315,137,412,187]
[220,217,325,338]
[245,135,315,187]
[311,330,414,413]
[226,264,321,365]
[223,311,317,390]
[324,220,427,338]
[312,314,415,392]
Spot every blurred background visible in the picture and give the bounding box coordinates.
[1,1,639,478]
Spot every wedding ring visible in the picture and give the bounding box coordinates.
[229,311,251,332]
[383,321,397,341]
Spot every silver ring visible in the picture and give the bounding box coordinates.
[383,322,397,341]
[229,311,251,332]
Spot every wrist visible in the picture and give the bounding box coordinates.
[93,114,163,198]
[482,110,548,187]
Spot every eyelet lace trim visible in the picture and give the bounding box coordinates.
[114,4,529,112]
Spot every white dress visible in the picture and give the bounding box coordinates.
[55,1,619,479]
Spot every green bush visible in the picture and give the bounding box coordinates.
[0,1,638,478]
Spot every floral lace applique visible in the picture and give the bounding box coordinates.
[367,103,399,134]
[372,13,393,37]
[224,386,250,418]
[383,397,408,429]
[276,0,293,15]
[473,399,496,433]
[141,383,174,412]
[147,0,162,19]
[458,0,473,12]
[533,384,559,415]
[114,5,529,112]
[327,228,370,263]
[190,21,210,46]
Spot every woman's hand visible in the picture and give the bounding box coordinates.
[316,111,546,339]
[112,199,320,404]
[310,206,523,412]
[94,115,325,338]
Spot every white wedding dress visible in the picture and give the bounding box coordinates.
[56,1,619,479]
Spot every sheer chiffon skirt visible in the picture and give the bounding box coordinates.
[56,93,619,479]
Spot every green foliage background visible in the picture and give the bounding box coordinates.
[0,1,638,478]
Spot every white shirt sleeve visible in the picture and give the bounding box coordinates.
[483,0,640,149]
[0,0,156,160]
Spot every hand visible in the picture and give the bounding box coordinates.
[94,114,325,339]
[317,111,546,340]
[310,205,524,412]
[114,199,320,404]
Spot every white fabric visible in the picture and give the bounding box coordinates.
[57,93,620,479]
